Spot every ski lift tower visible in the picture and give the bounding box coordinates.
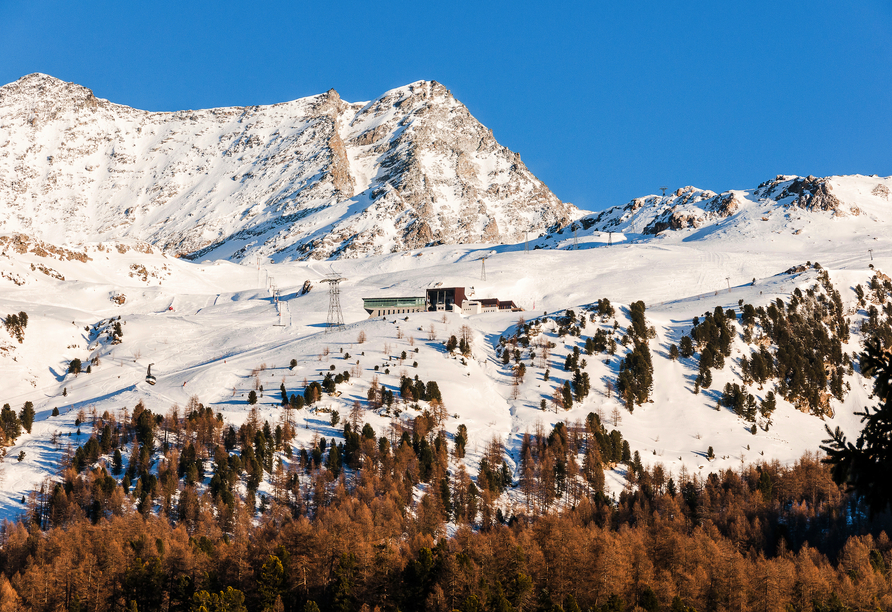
[320,274,346,332]
[660,186,669,198]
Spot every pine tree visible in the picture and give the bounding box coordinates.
[822,339,892,513]
[19,401,34,433]
[680,335,694,358]
[760,391,776,418]
[68,358,82,376]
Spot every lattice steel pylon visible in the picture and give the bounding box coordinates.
[320,275,346,332]
[480,256,486,281]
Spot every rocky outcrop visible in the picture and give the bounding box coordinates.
[0,74,579,261]
[569,174,886,240]
[776,176,847,214]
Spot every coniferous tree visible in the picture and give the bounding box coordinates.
[68,358,82,376]
[822,339,892,513]
[19,401,34,433]
[680,336,694,358]
[669,344,679,360]
[760,391,777,418]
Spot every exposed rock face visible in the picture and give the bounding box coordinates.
[566,174,887,239]
[768,175,848,215]
[0,74,579,261]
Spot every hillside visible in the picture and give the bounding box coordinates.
[0,74,578,261]
[0,217,889,521]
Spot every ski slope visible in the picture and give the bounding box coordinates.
[0,215,889,519]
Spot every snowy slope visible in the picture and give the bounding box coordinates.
[546,174,891,248]
[0,219,890,519]
[0,74,578,261]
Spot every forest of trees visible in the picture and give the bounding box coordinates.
[668,266,892,418]
[1,451,891,612]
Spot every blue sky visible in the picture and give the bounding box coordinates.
[2,0,890,212]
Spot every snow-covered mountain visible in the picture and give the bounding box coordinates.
[565,174,891,240]
[0,74,578,261]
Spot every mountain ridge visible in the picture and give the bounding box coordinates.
[0,73,579,261]
[535,173,892,249]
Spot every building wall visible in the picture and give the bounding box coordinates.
[366,305,426,317]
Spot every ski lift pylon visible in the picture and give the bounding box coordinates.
[146,363,157,385]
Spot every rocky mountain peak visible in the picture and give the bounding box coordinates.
[0,75,579,261]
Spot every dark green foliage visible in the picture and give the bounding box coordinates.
[628,301,648,340]
[572,368,591,401]
[19,401,34,433]
[561,381,573,410]
[595,298,615,318]
[1,403,22,443]
[455,424,467,458]
[721,383,756,420]
[822,339,892,513]
[446,335,458,352]
[113,448,124,475]
[697,368,712,389]
[679,335,694,358]
[740,271,852,415]
[477,456,511,495]
[68,357,82,376]
[640,586,659,612]
[304,381,322,405]
[760,391,777,418]
[4,311,28,343]
[326,443,342,477]
[585,328,609,354]
[617,340,653,410]
[52,406,59,416]
[669,343,679,360]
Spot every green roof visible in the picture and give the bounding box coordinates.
[362,296,426,308]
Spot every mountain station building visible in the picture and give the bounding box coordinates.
[363,287,520,317]
[361,296,427,317]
